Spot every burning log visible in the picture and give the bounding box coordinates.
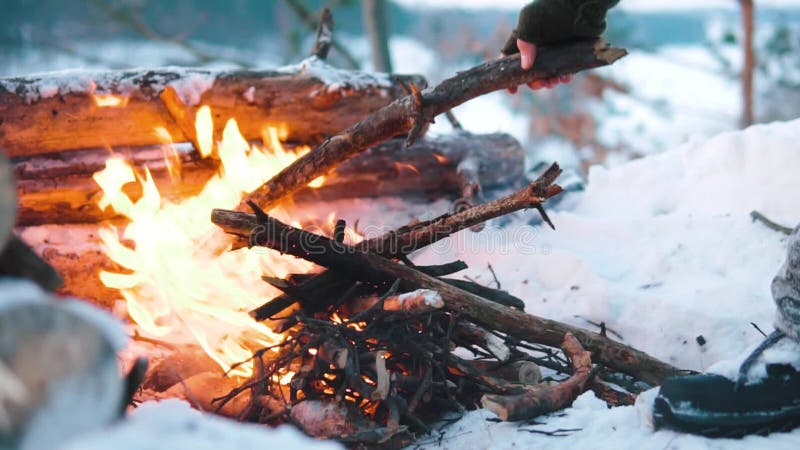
[13,133,523,225]
[480,333,591,421]
[0,65,426,157]
[240,39,627,212]
[211,200,682,386]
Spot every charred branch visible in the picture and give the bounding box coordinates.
[211,206,682,385]
[480,333,591,421]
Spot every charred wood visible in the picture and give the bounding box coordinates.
[211,205,682,385]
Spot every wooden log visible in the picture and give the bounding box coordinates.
[241,39,626,211]
[211,207,682,386]
[13,133,523,226]
[480,333,591,421]
[0,65,426,157]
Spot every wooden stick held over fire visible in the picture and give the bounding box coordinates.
[239,39,627,212]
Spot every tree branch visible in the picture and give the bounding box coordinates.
[239,39,626,212]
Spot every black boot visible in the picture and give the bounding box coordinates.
[653,345,800,438]
[654,225,800,438]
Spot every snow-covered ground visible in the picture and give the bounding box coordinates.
[4,5,800,448]
[43,116,799,450]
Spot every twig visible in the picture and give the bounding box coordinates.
[311,8,334,60]
[487,263,501,290]
[750,211,793,235]
[283,0,360,69]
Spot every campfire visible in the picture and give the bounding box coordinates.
[0,14,680,448]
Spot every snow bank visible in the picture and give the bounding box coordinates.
[406,119,800,448]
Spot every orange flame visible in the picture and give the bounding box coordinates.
[93,93,129,108]
[93,107,336,377]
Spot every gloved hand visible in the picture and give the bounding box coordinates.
[501,0,619,93]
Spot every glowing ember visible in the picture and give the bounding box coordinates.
[93,107,333,377]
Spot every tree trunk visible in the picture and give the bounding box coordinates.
[740,0,755,128]
[362,0,393,73]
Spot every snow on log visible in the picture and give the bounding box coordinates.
[0,61,426,157]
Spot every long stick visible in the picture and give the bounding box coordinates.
[239,39,626,211]
[211,208,681,386]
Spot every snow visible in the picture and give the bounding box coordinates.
[278,56,393,94]
[0,279,127,350]
[0,67,216,104]
[400,118,800,448]
[61,400,342,450]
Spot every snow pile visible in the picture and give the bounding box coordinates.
[62,400,342,450]
[402,118,800,448]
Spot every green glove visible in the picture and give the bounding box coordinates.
[502,0,620,55]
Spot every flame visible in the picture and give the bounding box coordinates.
[93,107,338,377]
[195,106,214,158]
[154,127,182,182]
[93,93,129,108]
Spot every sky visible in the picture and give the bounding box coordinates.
[393,0,800,11]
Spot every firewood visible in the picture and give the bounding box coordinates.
[14,133,523,226]
[240,39,626,212]
[480,333,591,421]
[469,360,542,386]
[234,165,559,320]
[211,206,682,386]
[0,66,426,157]
[348,289,444,315]
[453,321,512,362]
